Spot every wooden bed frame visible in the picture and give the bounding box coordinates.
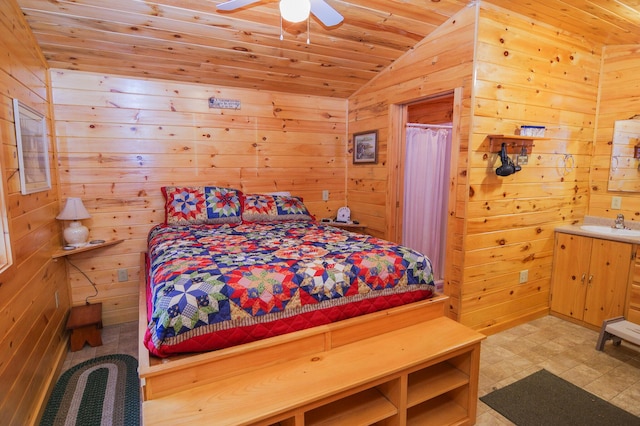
[137,253,484,425]
[138,253,451,400]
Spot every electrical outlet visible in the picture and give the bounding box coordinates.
[117,268,128,282]
[519,270,528,284]
[322,190,329,201]
[611,196,622,210]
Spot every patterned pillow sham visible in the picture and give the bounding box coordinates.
[162,186,243,225]
[242,193,313,222]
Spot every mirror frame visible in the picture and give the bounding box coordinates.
[608,119,640,192]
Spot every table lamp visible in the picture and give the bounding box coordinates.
[56,197,91,247]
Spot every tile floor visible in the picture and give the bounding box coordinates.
[476,315,640,425]
[61,315,640,424]
[60,320,139,374]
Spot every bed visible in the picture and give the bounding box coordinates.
[138,187,446,402]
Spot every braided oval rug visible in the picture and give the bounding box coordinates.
[40,354,140,426]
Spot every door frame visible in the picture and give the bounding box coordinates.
[387,88,463,286]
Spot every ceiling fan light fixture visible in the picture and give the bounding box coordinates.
[279,0,311,23]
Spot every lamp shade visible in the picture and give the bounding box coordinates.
[279,0,310,23]
[56,197,91,220]
[57,198,91,247]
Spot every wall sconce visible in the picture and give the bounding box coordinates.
[56,197,91,247]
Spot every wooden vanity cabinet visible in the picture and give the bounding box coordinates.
[550,232,633,328]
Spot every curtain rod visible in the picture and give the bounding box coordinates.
[406,122,452,129]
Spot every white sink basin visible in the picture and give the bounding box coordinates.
[580,225,640,237]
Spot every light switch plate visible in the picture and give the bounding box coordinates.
[612,196,622,210]
[519,270,528,284]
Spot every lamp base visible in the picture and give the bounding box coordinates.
[64,221,89,247]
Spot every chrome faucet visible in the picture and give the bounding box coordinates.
[613,214,626,229]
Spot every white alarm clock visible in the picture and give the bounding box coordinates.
[336,206,351,223]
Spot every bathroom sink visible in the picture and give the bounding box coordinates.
[580,225,640,237]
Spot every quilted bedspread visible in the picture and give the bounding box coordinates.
[144,221,434,357]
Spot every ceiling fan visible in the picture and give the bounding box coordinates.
[217,0,344,27]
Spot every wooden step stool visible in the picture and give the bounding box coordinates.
[596,316,640,351]
[66,303,103,352]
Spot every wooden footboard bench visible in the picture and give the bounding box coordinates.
[142,315,484,425]
[138,253,484,425]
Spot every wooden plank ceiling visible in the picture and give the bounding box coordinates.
[15,0,640,98]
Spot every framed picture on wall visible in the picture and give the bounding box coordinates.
[353,130,378,164]
[13,99,51,194]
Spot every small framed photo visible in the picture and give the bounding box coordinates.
[353,130,378,164]
[13,99,51,194]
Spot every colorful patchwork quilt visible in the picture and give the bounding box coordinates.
[144,221,435,357]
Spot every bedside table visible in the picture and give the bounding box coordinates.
[324,222,368,234]
[52,239,124,259]
[55,239,123,345]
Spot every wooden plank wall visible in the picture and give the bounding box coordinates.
[590,45,640,219]
[348,3,601,333]
[50,70,347,325]
[0,0,69,424]
[464,5,599,333]
[347,4,477,319]
[407,95,454,124]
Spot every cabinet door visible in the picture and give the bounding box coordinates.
[583,239,632,327]
[627,282,640,324]
[626,248,640,324]
[550,233,591,320]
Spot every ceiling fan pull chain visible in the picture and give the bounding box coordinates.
[280,14,284,41]
[307,16,310,44]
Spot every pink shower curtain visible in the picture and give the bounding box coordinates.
[402,127,451,280]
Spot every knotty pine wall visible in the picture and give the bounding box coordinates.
[590,45,640,219]
[50,70,347,325]
[464,4,597,333]
[348,4,476,319]
[407,95,454,125]
[0,0,69,423]
[348,3,600,333]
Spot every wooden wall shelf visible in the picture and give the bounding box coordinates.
[324,221,367,234]
[52,239,124,259]
[488,134,548,155]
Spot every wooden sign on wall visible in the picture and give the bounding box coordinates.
[209,97,241,109]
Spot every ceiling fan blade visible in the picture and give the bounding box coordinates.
[216,0,262,11]
[309,0,343,26]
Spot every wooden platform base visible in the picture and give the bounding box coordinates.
[143,316,485,426]
[66,303,103,352]
[137,252,483,425]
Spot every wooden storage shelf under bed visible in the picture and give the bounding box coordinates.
[138,253,485,425]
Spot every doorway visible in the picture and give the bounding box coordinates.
[388,89,461,292]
